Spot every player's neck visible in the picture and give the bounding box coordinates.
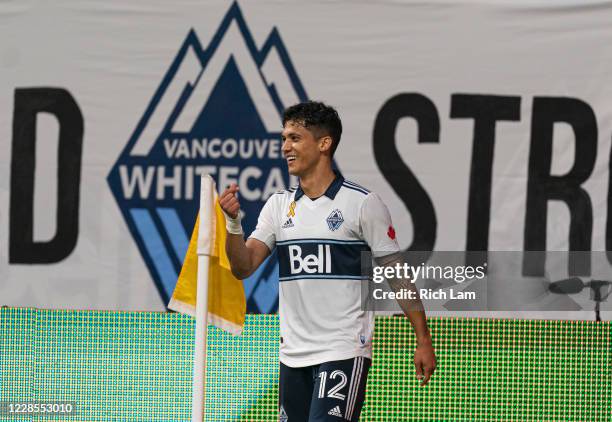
[299,165,336,199]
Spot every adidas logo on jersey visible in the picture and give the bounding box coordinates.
[282,218,294,229]
[328,405,343,417]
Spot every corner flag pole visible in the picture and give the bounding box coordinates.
[192,174,216,422]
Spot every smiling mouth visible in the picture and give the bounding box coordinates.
[286,155,296,163]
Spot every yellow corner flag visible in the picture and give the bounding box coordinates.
[168,195,246,335]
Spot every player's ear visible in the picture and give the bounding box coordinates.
[319,136,333,153]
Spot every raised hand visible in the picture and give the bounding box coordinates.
[219,183,241,219]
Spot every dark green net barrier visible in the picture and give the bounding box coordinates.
[1,308,610,421]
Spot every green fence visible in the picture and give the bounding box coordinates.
[1,308,610,421]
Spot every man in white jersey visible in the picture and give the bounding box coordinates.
[220,101,436,421]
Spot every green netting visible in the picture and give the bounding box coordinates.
[0,308,610,421]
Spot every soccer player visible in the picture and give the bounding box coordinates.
[219,101,436,421]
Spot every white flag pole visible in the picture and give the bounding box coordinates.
[192,174,216,422]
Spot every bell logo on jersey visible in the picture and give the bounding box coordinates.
[288,244,332,274]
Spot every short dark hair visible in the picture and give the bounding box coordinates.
[282,101,342,155]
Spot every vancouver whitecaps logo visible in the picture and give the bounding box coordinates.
[107,3,312,312]
[326,209,344,231]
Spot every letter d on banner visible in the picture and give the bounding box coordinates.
[9,88,84,264]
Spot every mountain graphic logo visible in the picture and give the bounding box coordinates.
[326,209,344,231]
[107,2,315,312]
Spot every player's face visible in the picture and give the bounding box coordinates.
[281,121,324,176]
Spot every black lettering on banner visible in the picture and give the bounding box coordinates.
[450,94,521,266]
[373,93,439,255]
[607,135,612,265]
[523,97,597,276]
[9,88,83,264]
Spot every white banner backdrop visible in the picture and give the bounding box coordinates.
[1,0,611,319]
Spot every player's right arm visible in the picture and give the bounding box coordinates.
[219,184,271,279]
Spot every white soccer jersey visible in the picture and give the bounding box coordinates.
[249,172,400,367]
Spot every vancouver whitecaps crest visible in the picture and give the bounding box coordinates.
[326,209,344,231]
[107,2,319,313]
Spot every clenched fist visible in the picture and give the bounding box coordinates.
[219,183,241,219]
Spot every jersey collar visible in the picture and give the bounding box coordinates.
[294,170,344,201]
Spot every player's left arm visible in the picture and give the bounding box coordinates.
[377,253,436,385]
[360,193,437,386]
